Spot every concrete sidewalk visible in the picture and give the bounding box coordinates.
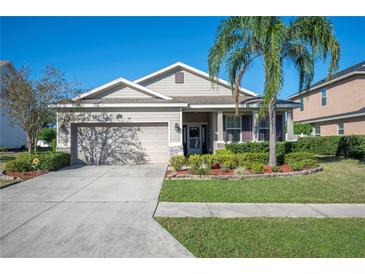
[155,202,365,218]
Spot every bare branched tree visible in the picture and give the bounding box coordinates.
[1,65,79,153]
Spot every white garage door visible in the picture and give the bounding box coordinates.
[72,123,169,165]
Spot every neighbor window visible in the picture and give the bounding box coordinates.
[337,123,344,136]
[225,116,241,142]
[300,97,304,111]
[314,126,321,136]
[321,88,327,106]
[258,118,270,141]
[175,72,184,83]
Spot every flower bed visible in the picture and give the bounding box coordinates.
[168,152,322,180]
[5,170,47,180]
[166,166,323,180]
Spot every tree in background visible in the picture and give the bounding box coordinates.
[1,65,78,153]
[38,127,56,143]
[294,123,313,135]
[208,16,340,166]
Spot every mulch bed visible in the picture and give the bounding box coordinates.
[5,170,47,180]
[166,164,322,180]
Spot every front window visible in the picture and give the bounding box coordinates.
[258,118,269,141]
[321,88,327,106]
[314,126,321,136]
[225,116,241,142]
[337,123,344,136]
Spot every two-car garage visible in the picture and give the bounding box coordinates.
[71,122,169,165]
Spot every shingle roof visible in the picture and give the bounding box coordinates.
[310,60,365,89]
[79,95,254,105]
[78,95,299,107]
[288,60,365,99]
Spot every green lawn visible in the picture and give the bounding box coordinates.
[160,159,365,203]
[156,217,365,258]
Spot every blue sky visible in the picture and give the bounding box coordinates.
[1,16,365,98]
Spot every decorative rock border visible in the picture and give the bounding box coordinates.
[167,166,323,180]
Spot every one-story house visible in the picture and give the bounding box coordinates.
[53,62,301,164]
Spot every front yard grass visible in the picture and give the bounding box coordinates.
[160,159,365,203]
[156,217,365,258]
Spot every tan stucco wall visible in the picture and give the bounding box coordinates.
[313,116,365,136]
[292,75,365,122]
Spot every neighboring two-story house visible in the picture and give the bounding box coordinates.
[288,61,365,136]
[53,62,300,165]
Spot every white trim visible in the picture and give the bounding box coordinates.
[189,103,301,109]
[134,62,258,97]
[224,114,243,143]
[288,71,365,100]
[73,77,173,101]
[337,122,345,136]
[295,111,365,124]
[179,108,183,144]
[320,88,327,107]
[51,103,188,108]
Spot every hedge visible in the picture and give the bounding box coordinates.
[5,152,71,172]
[225,135,365,159]
[294,135,365,157]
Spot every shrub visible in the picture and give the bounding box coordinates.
[5,152,71,172]
[289,159,319,171]
[234,166,248,176]
[348,144,365,159]
[285,152,316,164]
[0,146,9,152]
[193,164,211,175]
[51,138,57,153]
[293,135,365,157]
[170,155,186,171]
[5,158,32,172]
[188,154,204,172]
[38,128,56,143]
[236,153,268,166]
[271,166,281,173]
[225,141,295,155]
[250,162,265,174]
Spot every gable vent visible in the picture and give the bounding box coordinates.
[175,72,184,83]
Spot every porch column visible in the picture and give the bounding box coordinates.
[215,111,225,151]
[252,111,259,141]
[217,111,224,142]
[286,110,294,141]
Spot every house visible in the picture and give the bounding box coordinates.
[0,61,26,149]
[53,62,301,164]
[288,60,365,137]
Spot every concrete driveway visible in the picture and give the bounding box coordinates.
[0,165,192,258]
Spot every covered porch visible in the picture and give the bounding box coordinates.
[181,108,296,155]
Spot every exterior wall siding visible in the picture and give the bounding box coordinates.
[292,75,365,122]
[139,68,233,97]
[93,83,152,98]
[314,116,365,136]
[56,107,182,155]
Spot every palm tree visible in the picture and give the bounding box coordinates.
[208,16,340,166]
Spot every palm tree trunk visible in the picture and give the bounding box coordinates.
[268,97,277,167]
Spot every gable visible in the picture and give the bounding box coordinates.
[92,83,153,99]
[74,77,172,101]
[139,67,234,97]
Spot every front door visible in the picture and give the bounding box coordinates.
[187,125,202,154]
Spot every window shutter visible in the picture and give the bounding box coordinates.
[175,72,184,83]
